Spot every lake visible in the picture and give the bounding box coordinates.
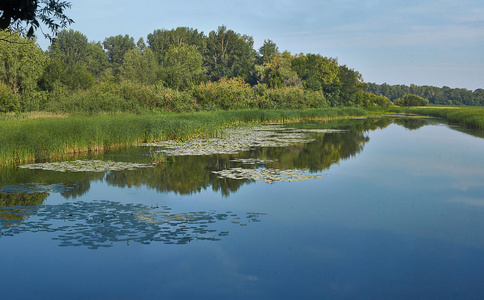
[1,117,484,299]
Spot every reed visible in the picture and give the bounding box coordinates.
[375,106,484,130]
[0,108,366,165]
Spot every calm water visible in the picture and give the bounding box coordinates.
[2,117,484,299]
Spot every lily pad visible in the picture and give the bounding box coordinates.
[18,160,154,173]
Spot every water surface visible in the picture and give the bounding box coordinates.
[1,117,484,299]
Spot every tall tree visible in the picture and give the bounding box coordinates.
[44,29,94,90]
[205,25,256,82]
[0,30,46,92]
[327,65,367,106]
[103,34,136,77]
[258,39,279,64]
[256,51,300,88]
[291,53,339,93]
[161,43,204,89]
[147,27,206,65]
[121,45,158,85]
[49,29,89,68]
[86,42,109,78]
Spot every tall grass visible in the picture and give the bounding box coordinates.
[0,108,366,165]
[373,106,484,130]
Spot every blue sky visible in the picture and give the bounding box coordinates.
[37,0,484,90]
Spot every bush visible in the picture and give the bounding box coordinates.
[257,86,328,109]
[0,83,21,113]
[355,91,392,108]
[191,77,256,110]
[394,94,429,107]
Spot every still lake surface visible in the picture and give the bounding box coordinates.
[1,117,484,299]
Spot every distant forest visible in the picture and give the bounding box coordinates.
[367,83,484,106]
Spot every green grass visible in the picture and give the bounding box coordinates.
[368,106,484,130]
[0,108,366,165]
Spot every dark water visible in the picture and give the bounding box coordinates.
[1,117,484,299]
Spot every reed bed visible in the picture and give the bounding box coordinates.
[0,108,366,165]
[373,106,484,130]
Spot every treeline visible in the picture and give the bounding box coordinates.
[367,83,484,106]
[0,26,392,114]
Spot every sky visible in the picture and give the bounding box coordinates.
[37,0,484,90]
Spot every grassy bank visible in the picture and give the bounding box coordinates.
[0,108,365,165]
[369,106,484,130]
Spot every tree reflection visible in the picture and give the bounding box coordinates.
[0,117,443,200]
[0,192,47,225]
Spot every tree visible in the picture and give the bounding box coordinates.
[0,30,46,93]
[85,42,109,78]
[394,94,429,107]
[327,65,367,106]
[121,44,158,86]
[161,43,204,89]
[204,26,257,83]
[291,53,339,94]
[49,29,89,68]
[147,27,206,65]
[44,29,94,90]
[255,51,301,88]
[0,0,73,40]
[258,39,279,64]
[103,34,136,77]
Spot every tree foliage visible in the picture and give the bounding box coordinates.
[394,94,429,107]
[258,39,279,64]
[291,54,339,93]
[0,0,73,40]
[147,27,206,65]
[205,25,256,82]
[368,83,484,106]
[121,46,158,85]
[161,43,204,90]
[103,34,136,76]
[0,30,46,93]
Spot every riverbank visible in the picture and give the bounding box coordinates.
[0,108,365,166]
[370,106,484,130]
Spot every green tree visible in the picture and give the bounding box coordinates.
[327,65,367,106]
[45,29,94,90]
[161,43,204,90]
[258,39,279,64]
[49,29,89,67]
[290,53,339,94]
[103,34,136,76]
[394,94,429,107]
[86,42,109,79]
[147,27,206,65]
[205,25,257,82]
[255,51,301,88]
[121,44,158,85]
[0,30,46,93]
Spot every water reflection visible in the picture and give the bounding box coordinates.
[0,200,265,249]
[0,192,47,225]
[0,117,446,200]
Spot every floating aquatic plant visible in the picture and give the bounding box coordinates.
[0,200,266,248]
[212,167,326,183]
[18,160,154,173]
[140,125,343,157]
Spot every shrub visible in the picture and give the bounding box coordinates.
[394,94,429,107]
[191,77,256,110]
[0,83,21,113]
[258,86,328,109]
